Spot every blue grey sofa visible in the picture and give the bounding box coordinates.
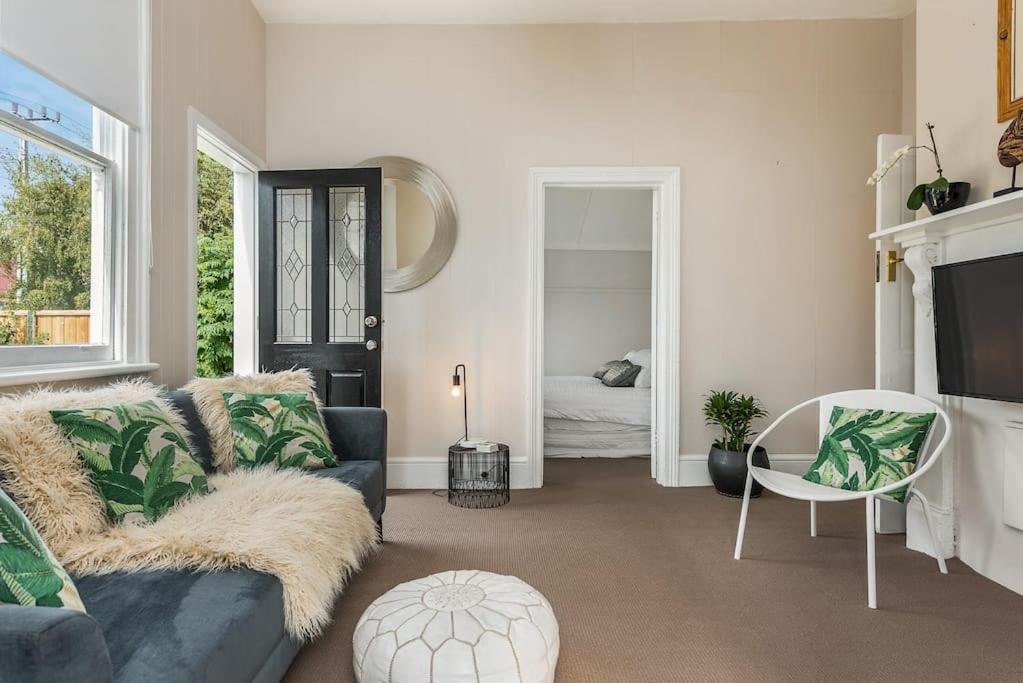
[0,391,386,683]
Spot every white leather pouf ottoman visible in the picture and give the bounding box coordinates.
[353,570,559,683]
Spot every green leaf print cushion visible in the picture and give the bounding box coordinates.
[51,400,209,525]
[803,406,936,502]
[223,392,337,470]
[0,487,85,611]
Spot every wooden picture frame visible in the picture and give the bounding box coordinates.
[999,0,1023,121]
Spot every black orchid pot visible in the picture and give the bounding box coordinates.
[708,444,770,498]
[924,181,971,215]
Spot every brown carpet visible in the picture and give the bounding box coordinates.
[286,458,1023,681]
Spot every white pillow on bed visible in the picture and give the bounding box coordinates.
[624,349,652,388]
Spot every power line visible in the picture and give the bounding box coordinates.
[0,91,90,144]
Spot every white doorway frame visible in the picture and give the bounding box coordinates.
[527,167,681,488]
[186,107,265,377]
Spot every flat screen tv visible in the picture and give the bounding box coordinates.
[933,251,1023,403]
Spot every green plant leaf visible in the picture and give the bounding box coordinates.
[0,503,46,557]
[872,427,926,450]
[907,184,927,210]
[928,176,949,192]
[115,419,160,474]
[255,429,301,465]
[75,445,112,472]
[145,481,191,522]
[51,412,121,445]
[0,545,63,603]
[142,445,177,509]
[279,452,311,469]
[233,417,269,447]
[173,459,206,480]
[107,500,144,518]
[94,471,145,507]
[849,433,878,477]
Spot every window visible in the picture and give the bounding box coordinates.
[0,53,130,372]
[190,110,261,379]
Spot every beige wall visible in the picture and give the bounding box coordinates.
[266,21,904,465]
[916,3,1002,195]
[150,0,266,387]
[902,11,916,136]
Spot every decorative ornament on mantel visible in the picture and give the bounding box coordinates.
[996,109,1023,197]
[868,122,971,215]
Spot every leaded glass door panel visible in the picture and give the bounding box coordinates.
[258,168,382,407]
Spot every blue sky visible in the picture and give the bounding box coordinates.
[0,51,93,197]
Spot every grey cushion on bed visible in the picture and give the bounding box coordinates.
[592,361,614,380]
[600,360,641,387]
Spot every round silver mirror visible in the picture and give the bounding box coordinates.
[358,156,457,292]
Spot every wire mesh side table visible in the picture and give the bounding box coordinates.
[447,444,510,509]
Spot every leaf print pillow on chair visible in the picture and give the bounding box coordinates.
[223,392,337,471]
[51,400,209,525]
[802,406,936,502]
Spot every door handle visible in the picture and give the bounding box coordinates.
[886,250,904,282]
[364,315,379,328]
[366,340,378,351]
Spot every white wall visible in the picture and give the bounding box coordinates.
[266,20,904,475]
[150,0,267,387]
[544,250,651,376]
[915,2,1023,594]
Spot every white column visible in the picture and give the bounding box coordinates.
[902,242,956,558]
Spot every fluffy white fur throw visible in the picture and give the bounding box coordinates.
[0,378,186,554]
[0,378,378,641]
[62,467,377,641]
[183,368,327,472]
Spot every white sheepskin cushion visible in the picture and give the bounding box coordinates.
[354,571,559,683]
[182,368,327,472]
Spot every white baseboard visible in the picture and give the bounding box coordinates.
[906,497,955,559]
[678,453,815,487]
[388,454,815,490]
[388,459,531,490]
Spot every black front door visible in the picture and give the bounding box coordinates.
[258,168,382,407]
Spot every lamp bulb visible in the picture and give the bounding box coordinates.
[451,386,461,398]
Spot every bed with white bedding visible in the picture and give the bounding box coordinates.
[543,376,651,457]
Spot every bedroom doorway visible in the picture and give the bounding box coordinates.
[528,167,681,488]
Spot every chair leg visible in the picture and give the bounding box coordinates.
[866,495,877,609]
[734,472,754,560]
[810,501,817,537]
[912,490,948,575]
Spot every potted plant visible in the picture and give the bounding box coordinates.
[867,122,971,215]
[703,390,770,498]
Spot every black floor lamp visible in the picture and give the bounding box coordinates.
[451,363,468,444]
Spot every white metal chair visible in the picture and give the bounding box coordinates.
[733,389,951,609]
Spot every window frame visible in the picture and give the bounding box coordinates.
[0,108,115,368]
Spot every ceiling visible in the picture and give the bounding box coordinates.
[251,0,915,25]
[545,188,653,252]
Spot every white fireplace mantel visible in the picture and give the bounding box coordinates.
[870,175,1023,580]
[870,190,1023,247]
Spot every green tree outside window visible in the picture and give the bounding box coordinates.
[196,151,234,378]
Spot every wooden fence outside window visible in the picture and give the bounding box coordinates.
[0,310,91,345]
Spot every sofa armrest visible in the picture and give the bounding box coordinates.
[321,405,387,464]
[0,606,113,683]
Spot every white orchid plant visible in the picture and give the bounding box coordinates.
[867,122,948,211]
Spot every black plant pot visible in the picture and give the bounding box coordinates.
[924,181,971,215]
[708,445,770,498]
